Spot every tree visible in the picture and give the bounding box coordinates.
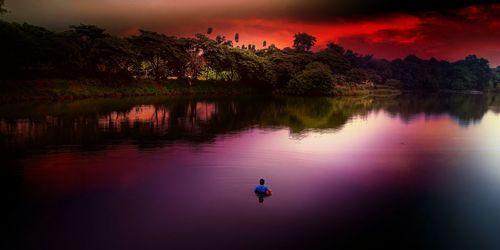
[264,50,310,88]
[263,41,267,47]
[215,35,225,44]
[193,33,232,81]
[0,21,63,78]
[93,36,137,78]
[184,45,205,84]
[65,25,114,76]
[69,24,107,41]
[293,33,316,52]
[128,30,181,80]
[227,48,275,84]
[215,35,233,47]
[458,55,492,90]
[287,62,335,95]
[234,33,239,43]
[207,27,213,35]
[314,44,351,73]
[493,66,500,89]
[326,42,345,54]
[222,40,233,47]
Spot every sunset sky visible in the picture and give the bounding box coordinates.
[3,0,500,66]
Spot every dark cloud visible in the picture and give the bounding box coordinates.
[287,0,498,21]
[337,4,500,65]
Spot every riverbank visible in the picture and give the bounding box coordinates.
[0,79,262,103]
[0,79,401,103]
[273,84,401,97]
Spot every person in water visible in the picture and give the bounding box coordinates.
[254,178,272,195]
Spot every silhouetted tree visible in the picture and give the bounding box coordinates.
[67,25,111,75]
[207,27,213,35]
[128,30,181,80]
[263,41,267,47]
[234,33,239,43]
[457,55,491,90]
[314,44,351,73]
[215,35,225,44]
[93,36,137,78]
[326,42,345,55]
[493,66,500,89]
[184,46,205,84]
[293,33,316,52]
[223,40,233,47]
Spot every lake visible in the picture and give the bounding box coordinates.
[2,94,500,250]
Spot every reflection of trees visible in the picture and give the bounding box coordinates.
[0,94,497,154]
[490,95,500,114]
[258,97,375,133]
[381,94,491,125]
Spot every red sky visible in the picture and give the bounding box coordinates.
[3,1,500,66]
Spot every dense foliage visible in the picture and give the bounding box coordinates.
[493,66,500,90]
[287,62,336,95]
[0,21,497,94]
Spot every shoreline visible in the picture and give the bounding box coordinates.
[2,78,496,104]
[0,79,403,104]
[0,79,262,103]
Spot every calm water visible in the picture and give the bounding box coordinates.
[2,94,500,250]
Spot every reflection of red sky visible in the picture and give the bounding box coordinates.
[127,105,158,121]
[97,102,216,132]
[98,105,169,131]
[194,102,217,121]
[100,105,158,123]
[1,119,41,138]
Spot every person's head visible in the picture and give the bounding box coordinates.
[259,178,265,185]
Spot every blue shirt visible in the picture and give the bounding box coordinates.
[255,184,269,193]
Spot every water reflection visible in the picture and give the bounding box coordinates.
[256,193,269,204]
[1,94,498,155]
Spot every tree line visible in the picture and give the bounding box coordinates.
[0,20,498,94]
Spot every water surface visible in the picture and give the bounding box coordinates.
[2,94,500,250]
